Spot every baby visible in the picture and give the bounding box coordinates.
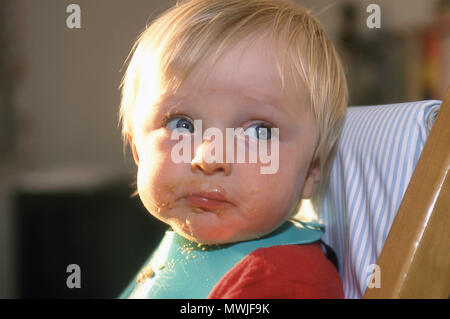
[119,0,347,299]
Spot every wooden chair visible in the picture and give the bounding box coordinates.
[364,87,450,298]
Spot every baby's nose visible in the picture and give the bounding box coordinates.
[191,140,232,176]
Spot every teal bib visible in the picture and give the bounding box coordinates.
[120,219,323,299]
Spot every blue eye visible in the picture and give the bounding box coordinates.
[165,117,195,133]
[244,124,272,140]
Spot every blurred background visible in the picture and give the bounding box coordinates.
[0,0,449,298]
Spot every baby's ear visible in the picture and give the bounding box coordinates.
[127,133,139,166]
[301,158,321,199]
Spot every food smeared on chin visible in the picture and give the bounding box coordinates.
[192,207,204,214]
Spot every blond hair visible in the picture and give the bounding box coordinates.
[119,0,347,205]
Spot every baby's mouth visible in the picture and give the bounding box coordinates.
[183,192,232,211]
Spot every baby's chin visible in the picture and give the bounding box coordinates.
[169,211,260,245]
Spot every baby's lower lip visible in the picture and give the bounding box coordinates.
[184,195,230,209]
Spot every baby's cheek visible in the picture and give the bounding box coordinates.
[243,176,299,227]
[136,141,179,216]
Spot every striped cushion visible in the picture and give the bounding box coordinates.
[320,100,442,299]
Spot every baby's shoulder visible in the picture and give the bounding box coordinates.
[247,243,329,273]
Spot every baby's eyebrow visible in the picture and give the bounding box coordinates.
[234,90,288,117]
[154,88,287,118]
[237,92,275,107]
[154,93,186,108]
[230,84,284,106]
[152,94,191,119]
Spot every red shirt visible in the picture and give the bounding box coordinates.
[208,243,344,299]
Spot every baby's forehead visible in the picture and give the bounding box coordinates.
[174,36,306,99]
[187,39,281,87]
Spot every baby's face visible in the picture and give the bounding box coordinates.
[130,33,320,244]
